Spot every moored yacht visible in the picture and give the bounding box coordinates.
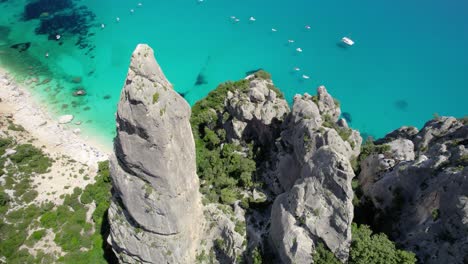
[341,37,355,46]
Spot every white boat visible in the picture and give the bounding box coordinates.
[341,37,355,46]
[249,16,256,22]
[302,75,310,79]
[296,47,303,52]
[294,67,300,71]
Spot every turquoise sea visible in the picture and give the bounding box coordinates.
[1,0,467,147]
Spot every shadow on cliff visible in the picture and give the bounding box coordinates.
[100,209,119,263]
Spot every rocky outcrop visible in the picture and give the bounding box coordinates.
[359,117,468,264]
[224,77,289,145]
[269,88,362,263]
[107,44,203,263]
[266,92,361,194]
[198,204,246,263]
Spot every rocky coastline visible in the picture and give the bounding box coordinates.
[1,43,466,263]
[106,44,468,264]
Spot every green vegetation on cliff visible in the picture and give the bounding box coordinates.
[349,224,416,264]
[312,225,416,264]
[191,80,259,205]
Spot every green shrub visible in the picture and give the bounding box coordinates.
[152,92,160,104]
[0,189,9,206]
[266,84,285,99]
[338,127,353,141]
[40,211,58,229]
[457,154,468,166]
[7,123,25,132]
[31,229,46,241]
[252,247,263,264]
[322,114,353,142]
[25,229,47,246]
[431,209,440,221]
[21,190,38,203]
[10,144,52,174]
[190,80,262,205]
[253,70,271,80]
[349,224,416,264]
[0,137,13,156]
[220,188,238,205]
[240,197,250,209]
[313,243,340,264]
[234,220,246,235]
[359,141,391,164]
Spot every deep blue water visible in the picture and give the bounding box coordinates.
[1,0,467,145]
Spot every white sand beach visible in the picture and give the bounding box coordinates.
[0,68,110,203]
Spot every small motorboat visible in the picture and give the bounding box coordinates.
[296,47,303,53]
[302,75,310,79]
[341,37,355,46]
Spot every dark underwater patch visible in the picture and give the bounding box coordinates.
[35,9,95,40]
[245,68,263,76]
[394,99,408,111]
[23,0,96,53]
[23,0,72,20]
[195,73,207,86]
[10,42,31,52]
[0,26,10,38]
[342,112,352,123]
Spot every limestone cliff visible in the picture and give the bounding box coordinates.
[358,117,468,264]
[268,89,362,263]
[106,44,467,264]
[107,44,203,263]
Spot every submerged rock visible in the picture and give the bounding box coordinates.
[195,72,207,86]
[72,89,86,96]
[107,44,203,263]
[71,76,82,83]
[58,114,74,124]
[10,42,31,52]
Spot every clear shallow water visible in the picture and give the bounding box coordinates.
[1,0,467,146]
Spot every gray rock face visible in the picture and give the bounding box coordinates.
[108,44,203,263]
[224,78,289,145]
[198,204,246,263]
[375,126,419,144]
[267,91,361,194]
[359,117,468,264]
[316,85,341,122]
[269,87,361,263]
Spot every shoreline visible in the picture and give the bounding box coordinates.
[0,67,110,169]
